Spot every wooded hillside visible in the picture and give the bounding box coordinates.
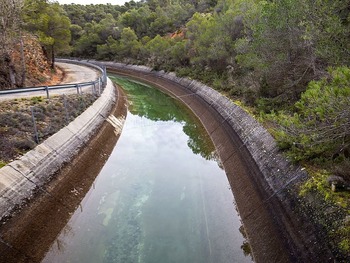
[60,0,350,258]
[0,0,349,259]
[0,0,70,89]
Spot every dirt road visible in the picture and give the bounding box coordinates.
[0,63,99,101]
[57,62,99,84]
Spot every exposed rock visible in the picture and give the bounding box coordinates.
[0,33,61,90]
[327,175,350,192]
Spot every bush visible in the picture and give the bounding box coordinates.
[13,138,36,152]
[269,66,350,163]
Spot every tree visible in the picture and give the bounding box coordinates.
[96,36,119,60]
[272,66,350,163]
[301,0,350,66]
[118,6,155,38]
[73,25,102,57]
[73,14,118,58]
[149,3,193,36]
[69,24,83,46]
[169,39,189,68]
[144,35,172,68]
[0,0,24,88]
[94,13,118,42]
[246,0,316,98]
[186,12,239,71]
[234,0,350,104]
[23,0,71,68]
[119,27,141,59]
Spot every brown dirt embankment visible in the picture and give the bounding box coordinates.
[0,86,127,263]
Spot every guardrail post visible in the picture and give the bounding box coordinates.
[93,81,96,96]
[103,66,107,87]
[45,86,50,99]
[76,84,80,95]
[98,77,101,95]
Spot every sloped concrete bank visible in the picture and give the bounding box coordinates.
[0,83,127,263]
[94,61,334,262]
[0,74,116,223]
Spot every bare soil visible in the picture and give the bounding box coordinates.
[0,86,127,263]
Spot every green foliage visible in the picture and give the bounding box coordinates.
[302,0,350,66]
[298,166,350,255]
[30,96,43,104]
[73,31,103,57]
[23,0,71,66]
[269,66,350,163]
[14,0,350,105]
[185,12,242,71]
[0,160,6,168]
[118,6,155,38]
[234,0,350,105]
[143,35,178,69]
[119,27,141,58]
[62,2,141,27]
[110,75,216,160]
[338,228,350,253]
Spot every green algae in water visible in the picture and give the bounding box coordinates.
[111,76,216,161]
[43,76,251,263]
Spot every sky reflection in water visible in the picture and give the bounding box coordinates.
[42,76,252,263]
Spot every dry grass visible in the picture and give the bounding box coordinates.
[0,94,96,166]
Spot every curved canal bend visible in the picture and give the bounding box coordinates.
[43,76,252,262]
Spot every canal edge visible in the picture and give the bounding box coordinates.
[99,61,333,262]
[0,62,116,223]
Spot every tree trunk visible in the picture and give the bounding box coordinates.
[51,45,55,69]
[4,53,16,88]
[19,35,26,87]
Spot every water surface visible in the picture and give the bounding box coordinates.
[43,77,251,263]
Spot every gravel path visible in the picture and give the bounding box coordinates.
[57,62,99,84]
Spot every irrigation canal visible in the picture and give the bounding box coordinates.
[42,75,252,263]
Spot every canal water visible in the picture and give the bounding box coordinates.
[43,76,252,263]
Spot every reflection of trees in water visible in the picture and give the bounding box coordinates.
[111,76,215,161]
[183,122,215,160]
[239,225,253,260]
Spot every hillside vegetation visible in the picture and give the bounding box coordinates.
[0,94,96,166]
[0,0,349,259]
[61,0,350,256]
[0,0,70,89]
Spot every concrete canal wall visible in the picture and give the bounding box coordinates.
[0,75,116,222]
[96,61,334,262]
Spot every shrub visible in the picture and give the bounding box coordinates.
[269,66,350,163]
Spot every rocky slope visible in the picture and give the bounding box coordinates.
[0,34,62,90]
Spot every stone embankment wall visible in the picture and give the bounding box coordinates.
[93,60,334,262]
[0,67,116,222]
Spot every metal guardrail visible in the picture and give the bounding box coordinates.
[0,60,107,99]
